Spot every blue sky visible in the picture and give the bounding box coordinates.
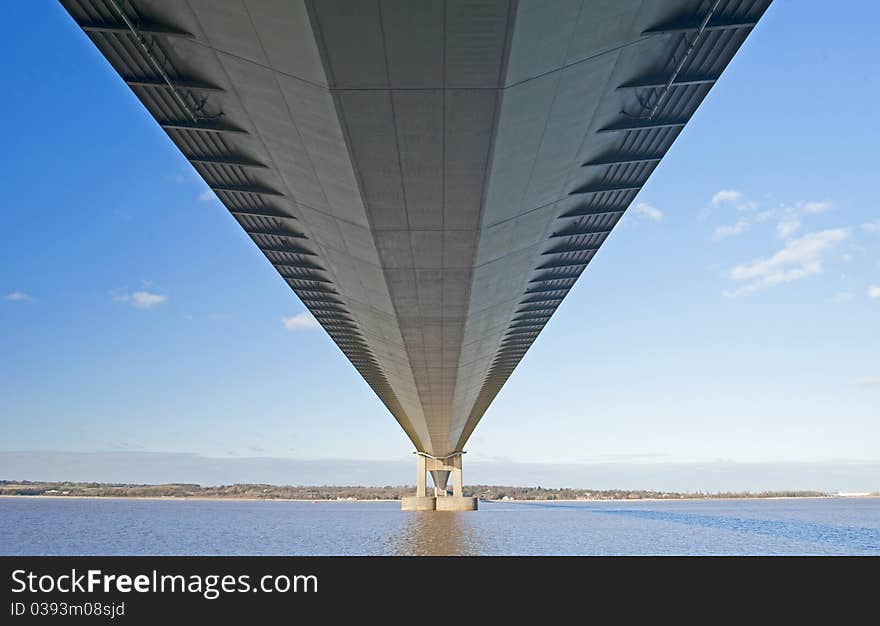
[1,2,878,476]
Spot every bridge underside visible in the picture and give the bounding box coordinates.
[61,0,770,459]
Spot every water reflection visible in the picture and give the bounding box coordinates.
[392,510,485,556]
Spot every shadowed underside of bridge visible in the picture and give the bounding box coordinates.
[61,0,771,462]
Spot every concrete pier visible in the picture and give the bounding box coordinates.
[401,452,477,511]
[400,496,437,511]
[435,496,478,511]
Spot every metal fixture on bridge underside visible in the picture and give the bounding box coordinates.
[60,0,772,510]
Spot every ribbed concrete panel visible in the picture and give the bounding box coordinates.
[452,17,624,443]
[453,0,772,448]
[61,0,772,458]
[307,0,511,454]
[444,0,512,88]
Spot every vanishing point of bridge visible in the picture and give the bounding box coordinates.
[61,0,771,510]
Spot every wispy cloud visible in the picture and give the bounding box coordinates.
[862,220,880,233]
[713,219,750,240]
[725,228,848,296]
[577,452,669,463]
[869,286,880,299]
[711,189,758,212]
[711,189,744,207]
[834,291,854,303]
[708,192,833,242]
[800,200,832,214]
[708,190,769,238]
[5,291,32,302]
[712,209,775,240]
[282,312,319,331]
[114,291,169,309]
[853,377,880,388]
[776,216,801,239]
[198,189,217,202]
[772,201,832,240]
[632,202,663,222]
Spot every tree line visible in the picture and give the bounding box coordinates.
[0,480,836,501]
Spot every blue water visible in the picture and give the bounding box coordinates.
[1,497,878,555]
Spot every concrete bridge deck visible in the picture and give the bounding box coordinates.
[60,0,772,506]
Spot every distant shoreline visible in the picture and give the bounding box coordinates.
[2,494,876,504]
[3,480,874,503]
[0,495,399,502]
[495,495,878,503]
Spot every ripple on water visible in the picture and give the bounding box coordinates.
[1,497,878,556]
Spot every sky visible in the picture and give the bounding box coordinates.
[0,2,878,488]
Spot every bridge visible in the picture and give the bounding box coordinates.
[60,0,771,511]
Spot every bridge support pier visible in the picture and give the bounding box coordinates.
[401,452,477,511]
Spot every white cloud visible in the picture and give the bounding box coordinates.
[800,200,832,214]
[854,377,880,388]
[712,219,750,240]
[5,291,32,302]
[710,189,758,212]
[869,286,880,299]
[725,228,848,295]
[775,200,832,216]
[633,202,663,222]
[708,192,834,241]
[282,312,319,331]
[708,191,776,239]
[114,291,169,309]
[834,291,854,303]
[775,216,801,239]
[862,220,880,233]
[711,189,743,206]
[198,189,217,202]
